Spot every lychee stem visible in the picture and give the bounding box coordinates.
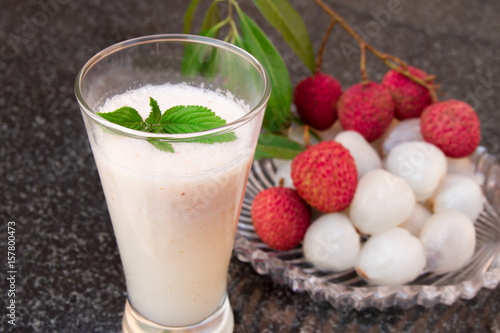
[315,18,337,74]
[303,125,312,147]
[224,0,240,44]
[378,56,441,101]
[227,0,233,20]
[360,42,369,84]
[312,0,439,101]
[425,75,437,82]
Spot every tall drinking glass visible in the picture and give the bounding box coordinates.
[75,35,270,332]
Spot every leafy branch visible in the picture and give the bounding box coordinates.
[312,0,439,101]
[184,0,316,136]
[182,0,318,159]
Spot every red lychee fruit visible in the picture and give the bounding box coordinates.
[251,187,311,251]
[291,141,357,212]
[382,66,433,120]
[337,81,395,142]
[420,99,481,158]
[293,73,342,130]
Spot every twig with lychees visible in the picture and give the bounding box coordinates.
[312,0,440,101]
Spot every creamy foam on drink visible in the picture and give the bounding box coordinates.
[88,83,255,326]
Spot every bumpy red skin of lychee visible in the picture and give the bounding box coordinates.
[251,187,311,251]
[420,99,481,158]
[337,81,395,142]
[293,73,342,130]
[382,66,433,120]
[291,141,357,212]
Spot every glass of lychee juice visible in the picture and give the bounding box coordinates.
[75,35,270,332]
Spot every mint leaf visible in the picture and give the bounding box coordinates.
[98,98,237,152]
[195,132,237,144]
[160,105,225,131]
[147,139,174,153]
[159,105,237,144]
[97,107,146,131]
[145,97,161,125]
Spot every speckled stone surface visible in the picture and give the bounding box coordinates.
[0,0,499,332]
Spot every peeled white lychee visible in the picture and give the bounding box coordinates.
[381,118,422,156]
[350,169,416,235]
[273,159,294,189]
[430,174,484,221]
[400,203,431,237]
[334,130,382,178]
[355,227,426,285]
[419,210,476,274]
[303,213,360,271]
[385,141,447,201]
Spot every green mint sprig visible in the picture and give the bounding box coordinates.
[97,97,237,152]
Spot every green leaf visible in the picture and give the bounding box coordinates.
[200,1,221,34]
[237,9,292,133]
[160,105,225,130]
[183,0,202,34]
[254,133,305,160]
[233,34,245,49]
[199,47,220,78]
[198,2,223,78]
[147,139,174,153]
[97,107,146,131]
[181,22,224,78]
[145,97,161,125]
[99,99,236,152]
[253,0,315,73]
[159,105,237,144]
[200,132,237,144]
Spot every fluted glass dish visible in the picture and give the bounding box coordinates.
[234,147,500,310]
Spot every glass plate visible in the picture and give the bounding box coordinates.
[234,147,500,310]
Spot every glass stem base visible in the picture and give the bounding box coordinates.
[122,296,234,333]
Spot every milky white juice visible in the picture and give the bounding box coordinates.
[87,83,256,327]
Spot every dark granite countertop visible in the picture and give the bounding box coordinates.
[1,0,499,332]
